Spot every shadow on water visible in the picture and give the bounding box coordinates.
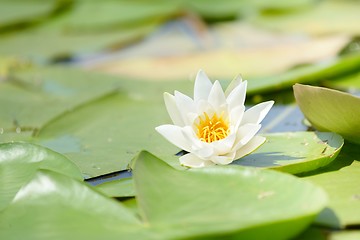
[232,152,300,168]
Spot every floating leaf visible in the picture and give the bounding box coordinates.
[0,0,66,31]
[0,66,125,131]
[133,151,328,239]
[95,177,135,198]
[247,53,360,95]
[0,142,82,211]
[0,142,82,179]
[0,170,148,240]
[304,143,360,228]
[0,65,192,178]
[35,92,180,178]
[294,84,360,144]
[62,0,180,32]
[234,131,343,174]
[0,148,327,239]
[252,1,360,36]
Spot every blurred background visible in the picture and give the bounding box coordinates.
[1,0,360,176]
[1,0,360,85]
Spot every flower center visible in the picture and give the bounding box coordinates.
[196,112,230,143]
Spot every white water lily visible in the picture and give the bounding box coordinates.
[155,70,274,168]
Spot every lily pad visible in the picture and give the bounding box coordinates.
[0,170,149,240]
[95,177,135,198]
[234,131,344,174]
[35,92,180,178]
[133,151,328,239]
[303,143,360,228]
[0,142,82,211]
[0,65,192,178]
[294,84,360,144]
[0,149,327,239]
[252,1,360,36]
[0,0,65,31]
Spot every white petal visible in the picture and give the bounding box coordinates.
[180,153,215,168]
[225,75,242,97]
[210,151,236,165]
[155,125,192,152]
[229,105,245,130]
[164,92,184,126]
[226,80,247,110]
[242,101,274,125]
[234,136,266,159]
[232,123,261,151]
[210,133,236,155]
[174,91,196,125]
[194,69,213,102]
[208,80,226,109]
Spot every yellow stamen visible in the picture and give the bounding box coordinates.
[196,112,230,143]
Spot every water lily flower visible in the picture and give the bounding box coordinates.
[155,70,274,168]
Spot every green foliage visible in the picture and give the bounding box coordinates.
[0,149,328,240]
[294,84,360,144]
[236,131,343,174]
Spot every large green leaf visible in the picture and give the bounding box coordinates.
[0,148,327,239]
[0,0,179,60]
[0,20,159,60]
[234,131,343,174]
[247,53,360,95]
[95,177,135,198]
[0,65,192,178]
[36,92,180,178]
[303,143,360,228]
[0,142,82,179]
[133,151,328,239]
[62,0,180,32]
[294,84,360,144]
[0,0,65,31]
[252,1,360,36]
[185,0,315,20]
[0,66,120,130]
[0,170,149,240]
[0,142,82,211]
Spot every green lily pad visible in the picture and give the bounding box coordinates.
[252,1,360,36]
[294,84,360,144]
[36,92,180,178]
[0,141,82,179]
[0,147,327,239]
[0,66,123,131]
[0,65,192,178]
[133,151,328,239]
[247,53,360,95]
[0,142,82,211]
[0,170,149,240]
[0,0,65,31]
[234,131,344,174]
[95,177,135,198]
[303,143,360,228]
[62,0,180,32]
